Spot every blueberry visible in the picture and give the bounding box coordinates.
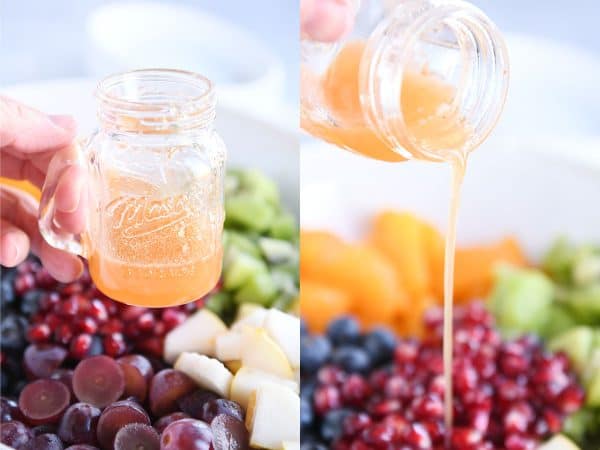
[0,314,28,351]
[301,378,317,403]
[326,316,360,345]
[301,335,331,374]
[300,395,314,430]
[20,289,43,316]
[331,345,371,373]
[301,442,328,450]
[0,268,17,307]
[363,327,396,365]
[320,408,353,442]
[88,335,104,357]
[301,319,308,336]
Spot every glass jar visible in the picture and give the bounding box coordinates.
[39,69,226,307]
[301,0,509,162]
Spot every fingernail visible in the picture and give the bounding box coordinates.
[49,115,77,134]
[57,187,82,214]
[2,241,19,266]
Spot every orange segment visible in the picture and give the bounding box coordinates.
[300,280,353,333]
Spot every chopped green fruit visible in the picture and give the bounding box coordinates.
[205,292,235,320]
[563,410,595,444]
[573,251,600,286]
[234,272,278,306]
[271,269,299,297]
[543,237,577,285]
[488,265,554,338]
[564,284,600,322]
[269,213,297,241]
[258,237,298,265]
[239,170,280,206]
[223,252,268,291]
[542,305,577,339]
[586,371,600,407]
[271,293,297,311]
[226,230,261,258]
[225,171,242,196]
[225,193,277,232]
[548,326,594,373]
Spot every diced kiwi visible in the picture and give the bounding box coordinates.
[258,237,297,265]
[562,409,595,444]
[225,171,242,196]
[269,213,297,241]
[541,305,577,339]
[542,237,577,285]
[234,272,278,306]
[564,284,600,322]
[224,252,268,291]
[239,170,280,206]
[225,193,277,232]
[548,326,594,374]
[205,292,235,320]
[586,371,600,407]
[226,230,261,258]
[573,251,600,286]
[271,292,297,312]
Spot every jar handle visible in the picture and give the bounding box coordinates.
[38,139,90,258]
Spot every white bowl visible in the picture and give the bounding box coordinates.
[0,78,299,213]
[301,139,600,259]
[85,2,285,115]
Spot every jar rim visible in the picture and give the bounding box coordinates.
[96,68,214,108]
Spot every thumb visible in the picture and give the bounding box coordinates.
[0,95,77,153]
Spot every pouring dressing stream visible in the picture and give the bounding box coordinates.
[301,0,509,438]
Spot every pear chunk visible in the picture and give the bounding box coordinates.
[241,327,293,379]
[232,307,268,331]
[164,309,227,363]
[174,352,233,397]
[264,309,300,368]
[216,331,243,361]
[536,435,580,450]
[246,384,299,449]
[230,366,299,409]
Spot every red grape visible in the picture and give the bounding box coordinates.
[148,369,196,417]
[72,356,125,408]
[96,400,150,450]
[65,446,100,450]
[117,355,154,402]
[153,412,191,434]
[23,344,68,379]
[19,432,63,450]
[177,390,219,419]
[58,402,101,445]
[211,414,249,450]
[114,423,159,450]
[200,399,244,424]
[160,418,212,450]
[19,379,70,424]
[0,420,33,447]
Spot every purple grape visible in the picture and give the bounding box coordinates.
[148,370,196,417]
[58,403,101,445]
[0,420,33,447]
[19,432,64,450]
[211,414,249,450]
[96,400,150,449]
[50,369,75,398]
[65,446,100,450]
[19,379,70,424]
[114,423,159,450]
[1,397,21,422]
[23,344,68,379]
[160,419,212,450]
[117,355,154,403]
[72,356,125,408]
[153,412,190,434]
[200,399,244,424]
[177,390,219,419]
[32,424,58,436]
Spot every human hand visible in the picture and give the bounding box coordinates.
[1,96,86,282]
[301,0,356,42]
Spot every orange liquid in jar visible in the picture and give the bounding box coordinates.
[303,40,473,437]
[302,41,469,161]
[88,176,222,307]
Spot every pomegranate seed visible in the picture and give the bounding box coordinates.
[56,295,78,316]
[451,427,482,447]
[505,434,537,450]
[349,440,370,450]
[70,333,93,359]
[368,369,390,391]
[98,318,123,335]
[75,317,98,334]
[556,384,585,414]
[89,299,108,322]
[412,393,443,420]
[318,366,346,386]
[134,336,163,358]
[162,308,187,331]
[54,323,74,345]
[100,298,118,316]
[468,407,491,432]
[136,312,155,332]
[403,423,432,449]
[541,409,562,434]
[313,385,341,415]
[362,423,395,446]
[395,340,418,364]
[14,273,35,295]
[342,374,371,405]
[381,414,408,439]
[369,399,401,417]
[503,402,534,433]
[453,361,478,392]
[39,292,61,312]
[428,375,445,397]
[423,307,443,329]
[35,268,55,289]
[384,375,410,399]
[44,313,62,329]
[120,306,146,322]
[153,321,167,337]
[421,420,444,443]
[27,323,51,343]
[343,413,371,437]
[61,282,83,296]
[103,332,126,357]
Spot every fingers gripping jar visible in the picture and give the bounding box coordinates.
[301,0,509,162]
[40,69,226,307]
